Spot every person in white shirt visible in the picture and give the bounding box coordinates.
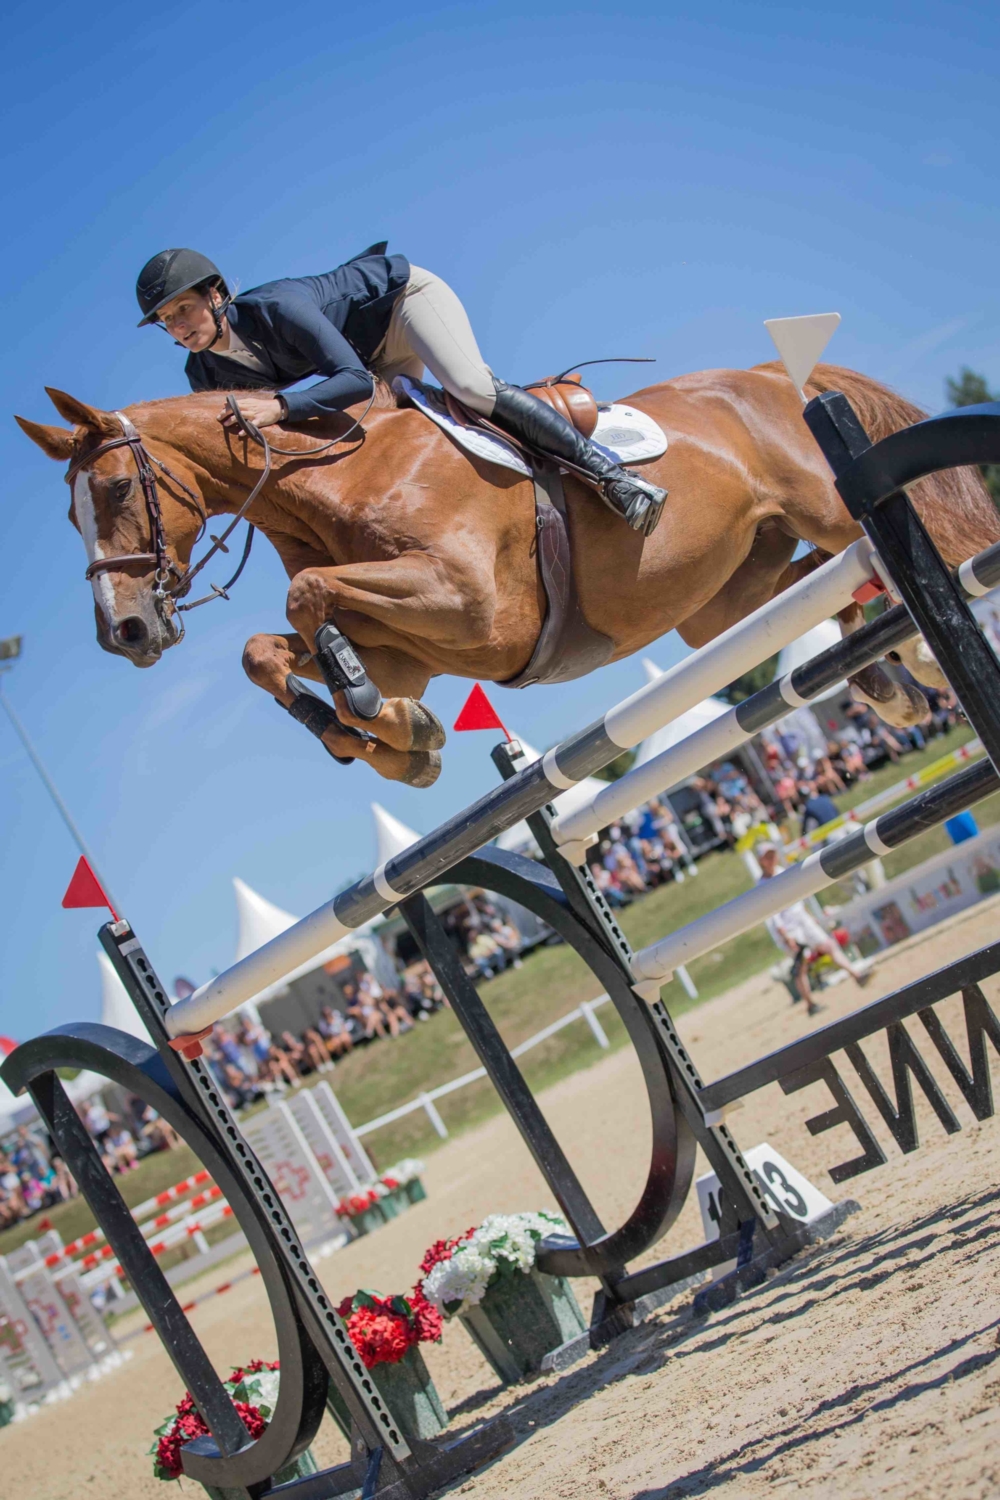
[757,842,871,1015]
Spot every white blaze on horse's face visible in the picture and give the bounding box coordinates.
[71,471,118,630]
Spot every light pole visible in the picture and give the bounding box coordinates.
[0,636,120,914]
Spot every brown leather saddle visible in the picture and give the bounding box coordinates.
[435,374,614,688]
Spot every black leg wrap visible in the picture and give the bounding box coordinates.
[314,624,384,720]
[281,675,370,765]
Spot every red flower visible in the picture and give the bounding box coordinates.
[334,1289,441,1369]
[153,1373,275,1480]
[409,1289,443,1344]
[417,1229,474,1279]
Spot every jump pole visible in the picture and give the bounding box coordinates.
[552,537,1000,854]
[166,537,878,1041]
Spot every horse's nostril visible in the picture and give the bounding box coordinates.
[116,616,150,649]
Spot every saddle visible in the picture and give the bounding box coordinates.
[523,372,600,438]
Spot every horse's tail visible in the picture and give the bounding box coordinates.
[754,359,1000,565]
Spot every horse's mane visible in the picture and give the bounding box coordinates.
[754,359,1000,563]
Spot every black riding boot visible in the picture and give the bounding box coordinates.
[489,379,667,536]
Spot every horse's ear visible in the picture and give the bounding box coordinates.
[14,414,77,461]
[44,387,119,437]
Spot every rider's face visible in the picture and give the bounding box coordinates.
[157,288,224,352]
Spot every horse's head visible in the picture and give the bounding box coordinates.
[15,389,201,667]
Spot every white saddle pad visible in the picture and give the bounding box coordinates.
[394,375,667,477]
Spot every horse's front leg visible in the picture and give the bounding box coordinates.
[242,631,442,786]
[283,551,494,762]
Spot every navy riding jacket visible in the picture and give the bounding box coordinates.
[184,244,410,421]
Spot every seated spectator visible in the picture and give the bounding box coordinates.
[0,1151,25,1227]
[402,964,440,1020]
[347,990,386,1042]
[231,1019,266,1083]
[106,1124,140,1172]
[222,1062,260,1111]
[128,1096,180,1153]
[797,780,841,841]
[318,1004,353,1057]
[420,961,447,1011]
[280,1029,309,1074]
[302,1024,332,1072]
[378,990,414,1037]
[590,857,627,907]
[491,917,523,969]
[266,1037,300,1088]
[831,734,868,784]
[467,927,504,979]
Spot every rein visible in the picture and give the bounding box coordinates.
[65,387,374,614]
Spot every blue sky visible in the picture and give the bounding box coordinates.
[1,0,998,1039]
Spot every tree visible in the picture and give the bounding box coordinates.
[945,367,1000,506]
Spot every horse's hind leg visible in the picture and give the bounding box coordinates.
[243,632,442,786]
[887,635,950,691]
[838,603,929,726]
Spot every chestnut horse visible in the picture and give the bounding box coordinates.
[16,363,998,786]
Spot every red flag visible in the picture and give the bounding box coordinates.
[453,683,511,740]
[62,857,118,920]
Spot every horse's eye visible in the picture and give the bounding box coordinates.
[113,477,134,503]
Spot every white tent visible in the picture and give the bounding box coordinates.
[633,658,731,772]
[97,950,152,1043]
[228,878,396,1007]
[233,876,298,962]
[775,618,846,701]
[496,734,610,855]
[371,803,420,864]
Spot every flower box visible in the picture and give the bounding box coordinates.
[152,1360,325,1498]
[418,1210,585,1384]
[403,1177,427,1205]
[348,1203,386,1235]
[337,1191,386,1236]
[460,1268,586,1383]
[375,1187,404,1219]
[325,1346,447,1444]
[325,1290,447,1445]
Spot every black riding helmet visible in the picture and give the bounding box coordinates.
[135,248,230,327]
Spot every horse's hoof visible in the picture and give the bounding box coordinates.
[404,701,447,752]
[879,682,929,728]
[399,750,442,788]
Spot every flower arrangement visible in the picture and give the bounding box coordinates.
[336,1188,379,1219]
[418,1211,568,1317]
[381,1158,424,1187]
[336,1289,442,1369]
[151,1361,278,1482]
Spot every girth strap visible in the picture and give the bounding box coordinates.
[502,465,614,689]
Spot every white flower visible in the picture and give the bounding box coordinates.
[386,1158,424,1184]
[420,1210,567,1314]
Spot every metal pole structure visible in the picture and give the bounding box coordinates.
[0,668,120,916]
[166,539,878,1038]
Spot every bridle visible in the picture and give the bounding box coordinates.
[64,387,375,618]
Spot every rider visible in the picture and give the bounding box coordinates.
[135,245,666,535]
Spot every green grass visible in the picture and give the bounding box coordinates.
[2,726,990,1258]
